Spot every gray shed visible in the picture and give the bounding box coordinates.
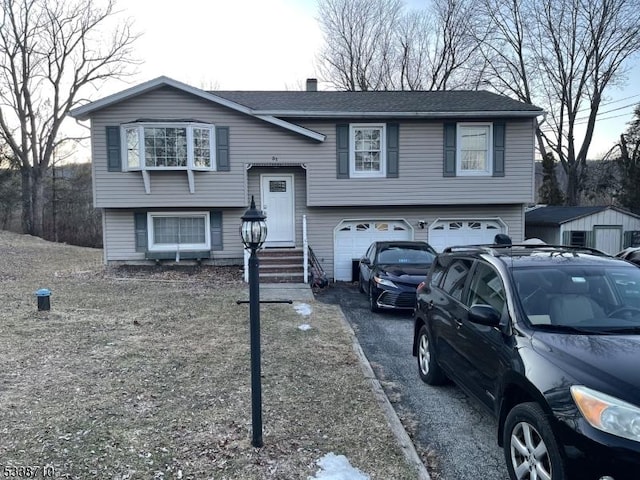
[525,205,640,254]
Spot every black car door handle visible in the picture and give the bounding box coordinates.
[427,300,434,310]
[455,318,463,329]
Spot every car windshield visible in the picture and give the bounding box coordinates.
[512,265,640,332]
[377,246,435,265]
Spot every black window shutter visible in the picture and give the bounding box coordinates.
[493,122,505,177]
[210,210,223,251]
[386,123,399,178]
[336,124,350,179]
[623,231,633,248]
[134,212,147,252]
[106,126,122,172]
[216,126,230,171]
[443,123,456,177]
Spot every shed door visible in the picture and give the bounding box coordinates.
[594,226,622,254]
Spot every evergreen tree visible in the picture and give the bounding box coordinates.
[538,153,565,205]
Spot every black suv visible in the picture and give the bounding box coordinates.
[412,244,640,480]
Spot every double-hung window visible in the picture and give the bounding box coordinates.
[123,123,215,171]
[147,212,211,252]
[350,124,386,177]
[457,123,493,176]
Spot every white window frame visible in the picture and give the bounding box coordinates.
[122,123,216,172]
[147,211,211,252]
[349,123,386,178]
[456,122,493,176]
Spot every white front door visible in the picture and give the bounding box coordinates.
[261,175,295,247]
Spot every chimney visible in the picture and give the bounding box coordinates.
[306,78,318,92]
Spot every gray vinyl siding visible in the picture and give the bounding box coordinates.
[90,87,318,209]
[90,87,535,209]
[303,204,525,281]
[103,208,246,264]
[298,119,535,206]
[103,202,524,273]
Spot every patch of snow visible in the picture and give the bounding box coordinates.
[294,302,312,316]
[308,453,370,480]
[298,324,312,331]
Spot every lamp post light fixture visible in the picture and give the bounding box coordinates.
[240,195,268,448]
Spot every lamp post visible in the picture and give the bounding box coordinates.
[240,195,268,448]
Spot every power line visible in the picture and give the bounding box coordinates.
[573,102,637,122]
[538,109,635,132]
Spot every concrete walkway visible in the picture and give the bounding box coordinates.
[253,282,316,302]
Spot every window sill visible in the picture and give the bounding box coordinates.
[145,250,211,261]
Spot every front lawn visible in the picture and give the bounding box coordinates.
[0,230,418,479]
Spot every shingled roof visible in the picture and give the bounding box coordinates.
[70,76,543,140]
[212,90,543,117]
[525,206,639,226]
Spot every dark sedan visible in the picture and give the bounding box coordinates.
[358,241,436,312]
[413,244,640,480]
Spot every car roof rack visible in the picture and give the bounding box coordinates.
[441,244,610,257]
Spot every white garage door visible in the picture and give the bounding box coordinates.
[429,219,505,252]
[334,220,413,281]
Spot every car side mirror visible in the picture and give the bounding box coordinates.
[468,304,501,327]
[360,258,371,266]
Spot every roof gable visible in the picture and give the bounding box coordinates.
[69,76,326,142]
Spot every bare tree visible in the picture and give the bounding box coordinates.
[479,0,640,205]
[317,0,403,91]
[398,0,484,91]
[317,0,485,91]
[0,0,137,237]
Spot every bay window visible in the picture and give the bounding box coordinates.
[122,123,215,171]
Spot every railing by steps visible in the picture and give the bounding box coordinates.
[308,246,328,288]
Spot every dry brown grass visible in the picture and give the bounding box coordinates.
[0,231,418,480]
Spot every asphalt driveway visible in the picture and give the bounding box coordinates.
[315,282,509,480]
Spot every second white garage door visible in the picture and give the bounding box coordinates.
[334,220,413,281]
[429,219,506,252]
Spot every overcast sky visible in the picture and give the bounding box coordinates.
[89,0,640,160]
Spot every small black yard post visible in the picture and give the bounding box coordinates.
[240,195,268,448]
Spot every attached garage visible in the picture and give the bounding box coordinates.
[333,220,413,281]
[428,219,507,252]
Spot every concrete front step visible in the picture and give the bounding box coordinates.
[259,273,306,283]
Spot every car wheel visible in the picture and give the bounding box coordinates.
[369,283,380,312]
[358,272,365,293]
[416,325,446,385]
[503,402,567,480]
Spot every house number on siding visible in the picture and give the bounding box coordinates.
[272,156,278,162]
